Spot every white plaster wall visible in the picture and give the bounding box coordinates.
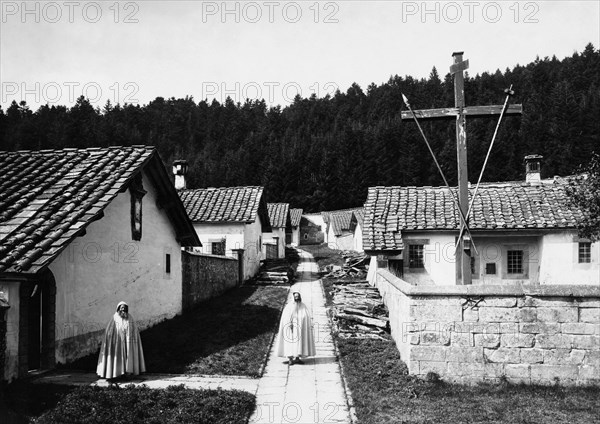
[474,236,541,285]
[367,256,378,286]
[264,227,286,258]
[403,234,543,286]
[326,226,336,248]
[1,281,20,381]
[381,231,597,287]
[48,171,183,363]
[353,223,363,252]
[242,218,264,279]
[403,233,456,286]
[333,233,354,251]
[539,233,599,285]
[292,227,300,246]
[193,222,244,257]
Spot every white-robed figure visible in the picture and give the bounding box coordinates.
[276,292,316,365]
[96,301,146,380]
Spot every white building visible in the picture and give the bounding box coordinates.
[178,186,272,280]
[289,208,303,246]
[353,208,364,252]
[323,208,363,251]
[363,157,599,286]
[265,203,291,258]
[0,147,201,381]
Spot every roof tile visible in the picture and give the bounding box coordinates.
[363,180,585,251]
[0,146,155,272]
[267,203,290,229]
[179,186,267,224]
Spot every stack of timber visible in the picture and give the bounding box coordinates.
[328,281,390,340]
[252,257,294,285]
[322,251,369,279]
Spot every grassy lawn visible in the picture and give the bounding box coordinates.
[2,382,254,424]
[65,285,289,377]
[338,337,600,424]
[1,381,74,423]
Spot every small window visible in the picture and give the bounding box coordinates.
[486,263,497,275]
[470,257,476,274]
[579,242,591,263]
[408,245,424,269]
[165,254,171,274]
[211,240,226,256]
[507,250,523,274]
[304,233,308,240]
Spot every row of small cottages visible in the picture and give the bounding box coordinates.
[177,189,302,279]
[362,157,599,286]
[299,208,365,252]
[0,147,301,382]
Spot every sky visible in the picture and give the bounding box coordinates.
[1,0,599,110]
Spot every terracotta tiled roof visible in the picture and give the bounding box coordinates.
[324,208,361,237]
[363,180,585,251]
[353,208,365,227]
[267,203,290,229]
[179,186,269,228]
[290,208,303,227]
[0,146,200,273]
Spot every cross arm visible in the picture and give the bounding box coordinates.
[401,104,522,120]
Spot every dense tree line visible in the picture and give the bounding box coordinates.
[1,44,598,212]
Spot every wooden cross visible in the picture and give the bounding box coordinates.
[401,52,522,285]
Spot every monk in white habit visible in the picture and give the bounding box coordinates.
[276,292,316,365]
[97,301,146,380]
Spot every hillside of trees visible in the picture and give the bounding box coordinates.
[1,44,598,212]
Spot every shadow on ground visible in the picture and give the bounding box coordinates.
[63,286,288,376]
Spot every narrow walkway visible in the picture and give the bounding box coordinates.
[249,249,352,424]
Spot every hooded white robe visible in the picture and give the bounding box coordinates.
[96,302,146,378]
[276,299,316,358]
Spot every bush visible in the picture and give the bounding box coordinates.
[34,384,255,424]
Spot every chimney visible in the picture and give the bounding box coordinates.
[172,160,188,190]
[524,155,543,184]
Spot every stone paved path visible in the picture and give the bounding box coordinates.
[249,249,352,424]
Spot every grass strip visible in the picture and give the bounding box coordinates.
[64,285,289,377]
[337,337,600,424]
[32,384,254,424]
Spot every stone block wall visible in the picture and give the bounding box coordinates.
[376,269,600,385]
[182,251,239,311]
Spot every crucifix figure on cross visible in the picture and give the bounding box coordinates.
[401,52,523,285]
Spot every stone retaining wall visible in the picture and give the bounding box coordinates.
[376,269,600,385]
[182,251,239,311]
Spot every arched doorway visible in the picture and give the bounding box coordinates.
[18,270,56,375]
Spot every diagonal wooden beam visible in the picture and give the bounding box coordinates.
[401,104,522,120]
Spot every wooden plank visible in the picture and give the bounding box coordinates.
[464,104,523,117]
[400,104,522,121]
[453,52,472,286]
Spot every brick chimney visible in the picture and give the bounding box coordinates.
[172,160,188,190]
[524,155,543,184]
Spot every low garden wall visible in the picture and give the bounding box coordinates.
[182,251,239,311]
[376,269,600,385]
